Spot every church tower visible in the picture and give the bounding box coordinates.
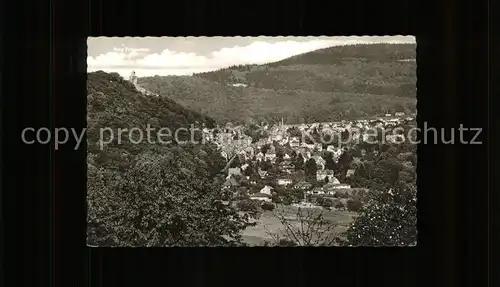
[129,70,138,85]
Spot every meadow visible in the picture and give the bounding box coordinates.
[242,204,357,246]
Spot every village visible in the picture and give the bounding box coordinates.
[200,112,416,211]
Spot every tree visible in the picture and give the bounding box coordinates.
[341,130,350,142]
[260,159,273,171]
[376,128,386,143]
[236,199,261,217]
[276,148,285,161]
[355,161,375,179]
[249,172,261,184]
[261,202,275,211]
[372,159,403,186]
[398,170,414,183]
[316,197,333,208]
[280,195,294,205]
[272,194,282,204]
[261,144,271,154]
[87,152,256,247]
[290,189,305,202]
[229,155,241,168]
[287,127,302,137]
[324,153,337,170]
[304,158,318,182]
[293,155,304,171]
[264,207,339,246]
[338,149,352,165]
[346,199,363,212]
[338,184,417,246]
[262,239,297,247]
[243,165,254,177]
[275,156,283,165]
[349,157,364,170]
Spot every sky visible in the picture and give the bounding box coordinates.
[87,36,415,78]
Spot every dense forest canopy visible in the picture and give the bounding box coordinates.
[87,71,255,246]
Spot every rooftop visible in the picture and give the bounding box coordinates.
[223,177,240,187]
[295,181,313,187]
[323,183,350,189]
[250,193,272,198]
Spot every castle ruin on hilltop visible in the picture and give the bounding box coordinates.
[128,70,159,97]
[129,70,138,85]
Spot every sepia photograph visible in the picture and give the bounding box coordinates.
[86,36,417,247]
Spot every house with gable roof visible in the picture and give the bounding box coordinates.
[222,176,240,190]
[277,178,293,186]
[317,170,336,182]
[322,182,351,195]
[312,155,326,170]
[346,169,356,178]
[228,167,242,177]
[249,185,273,202]
[258,168,268,179]
[256,152,265,162]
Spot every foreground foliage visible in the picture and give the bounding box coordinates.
[338,184,417,246]
[87,153,256,246]
[264,207,339,246]
[87,71,254,246]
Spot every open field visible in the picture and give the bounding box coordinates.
[242,204,357,246]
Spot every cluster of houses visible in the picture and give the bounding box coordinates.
[221,153,356,204]
[213,113,415,204]
[221,164,356,204]
[207,113,414,163]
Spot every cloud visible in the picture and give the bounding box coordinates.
[87,37,415,77]
[138,50,211,69]
[87,52,134,67]
[210,40,337,66]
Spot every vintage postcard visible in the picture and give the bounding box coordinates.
[86,36,417,247]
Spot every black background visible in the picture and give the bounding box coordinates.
[2,0,495,286]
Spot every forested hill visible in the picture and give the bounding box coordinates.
[270,43,416,66]
[138,43,417,125]
[87,70,222,175]
[87,71,257,247]
[87,71,216,131]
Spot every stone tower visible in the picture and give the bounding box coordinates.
[129,70,137,85]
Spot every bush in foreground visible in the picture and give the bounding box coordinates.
[261,202,275,211]
[332,199,345,210]
[338,184,417,246]
[236,199,261,215]
[264,207,339,246]
[262,239,297,247]
[87,153,256,247]
[346,199,363,212]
